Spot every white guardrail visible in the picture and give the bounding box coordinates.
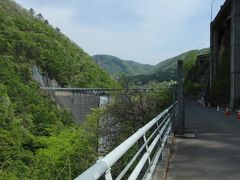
[75,103,177,180]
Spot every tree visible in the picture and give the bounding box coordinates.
[29,8,35,16]
[36,13,44,21]
[44,19,49,25]
[98,83,170,177]
[55,27,61,33]
[101,83,171,151]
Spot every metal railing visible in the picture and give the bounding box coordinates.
[41,87,157,96]
[75,103,177,180]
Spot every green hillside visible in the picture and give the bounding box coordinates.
[0,0,116,178]
[92,54,154,78]
[128,48,210,85]
[154,48,209,72]
[0,0,117,88]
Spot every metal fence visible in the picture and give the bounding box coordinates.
[75,103,177,180]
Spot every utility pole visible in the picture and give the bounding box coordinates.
[177,60,185,135]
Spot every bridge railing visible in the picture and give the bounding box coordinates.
[75,102,177,180]
[40,87,156,96]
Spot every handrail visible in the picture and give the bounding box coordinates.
[41,87,157,96]
[75,102,177,180]
[40,87,156,91]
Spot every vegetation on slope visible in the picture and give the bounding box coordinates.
[128,48,210,86]
[92,54,154,78]
[0,55,99,179]
[0,0,117,88]
[99,82,171,177]
[0,0,117,178]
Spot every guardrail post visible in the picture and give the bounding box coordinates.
[172,88,177,132]
[143,134,151,165]
[105,168,113,180]
[177,60,185,135]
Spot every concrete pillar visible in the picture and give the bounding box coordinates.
[230,0,240,108]
[210,26,219,87]
[210,25,214,87]
[172,87,177,133]
[177,60,184,135]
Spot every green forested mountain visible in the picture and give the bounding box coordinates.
[92,54,154,78]
[0,0,115,178]
[92,49,209,84]
[128,48,210,85]
[0,0,117,88]
[154,48,209,73]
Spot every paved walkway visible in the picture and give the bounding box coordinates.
[166,101,240,180]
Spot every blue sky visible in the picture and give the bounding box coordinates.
[15,0,225,65]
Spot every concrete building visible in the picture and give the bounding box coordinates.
[210,0,240,108]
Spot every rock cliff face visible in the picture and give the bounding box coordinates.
[32,66,59,87]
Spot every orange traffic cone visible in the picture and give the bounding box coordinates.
[237,110,240,120]
[224,107,230,116]
[217,105,220,112]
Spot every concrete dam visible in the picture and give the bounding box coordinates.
[32,66,108,123]
[53,90,101,123]
[44,88,110,124]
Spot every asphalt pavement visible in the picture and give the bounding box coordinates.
[166,101,240,180]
